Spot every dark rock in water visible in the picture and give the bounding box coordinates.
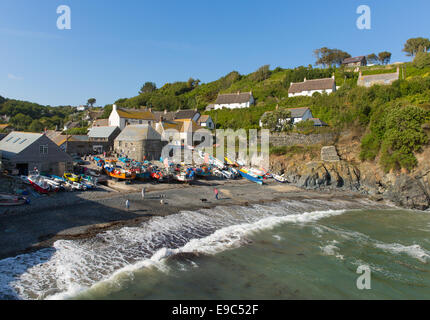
[386,174,430,210]
[271,157,430,210]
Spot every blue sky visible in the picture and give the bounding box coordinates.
[1,0,429,106]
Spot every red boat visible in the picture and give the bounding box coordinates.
[27,175,50,194]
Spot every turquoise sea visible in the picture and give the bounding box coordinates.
[0,198,429,300]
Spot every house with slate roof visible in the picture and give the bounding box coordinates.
[114,124,165,161]
[288,76,336,97]
[0,131,73,175]
[342,56,367,67]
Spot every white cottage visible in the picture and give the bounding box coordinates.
[213,92,254,110]
[288,76,336,97]
[108,104,156,130]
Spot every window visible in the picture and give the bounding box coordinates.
[39,145,48,155]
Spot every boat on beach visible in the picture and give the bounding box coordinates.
[239,168,263,185]
[27,175,51,194]
[64,173,81,182]
[0,193,29,206]
[272,174,288,183]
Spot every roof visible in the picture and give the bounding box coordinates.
[342,56,366,64]
[115,124,161,142]
[197,115,210,124]
[153,111,176,122]
[174,119,203,132]
[88,126,119,138]
[0,132,43,157]
[0,124,11,130]
[116,108,156,121]
[175,109,199,120]
[215,92,253,104]
[288,78,335,94]
[288,107,311,118]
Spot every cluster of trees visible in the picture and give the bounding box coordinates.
[0,97,93,132]
[403,37,430,57]
[366,52,392,65]
[313,48,351,67]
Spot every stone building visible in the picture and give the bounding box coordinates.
[0,131,73,175]
[342,56,367,67]
[88,126,121,154]
[114,124,165,161]
[357,67,400,87]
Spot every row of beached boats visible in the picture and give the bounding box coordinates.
[91,151,289,186]
[19,171,98,194]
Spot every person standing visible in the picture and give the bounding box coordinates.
[125,199,130,211]
[214,188,219,200]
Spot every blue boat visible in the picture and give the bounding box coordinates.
[239,169,263,185]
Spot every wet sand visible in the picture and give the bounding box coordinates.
[0,179,368,260]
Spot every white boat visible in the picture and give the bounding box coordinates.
[221,170,233,179]
[273,174,288,183]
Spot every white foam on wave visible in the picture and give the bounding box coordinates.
[49,208,348,299]
[374,243,430,263]
[0,198,364,300]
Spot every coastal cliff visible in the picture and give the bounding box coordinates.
[270,131,430,211]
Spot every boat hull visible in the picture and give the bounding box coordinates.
[239,170,263,185]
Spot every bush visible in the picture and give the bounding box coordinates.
[414,52,430,69]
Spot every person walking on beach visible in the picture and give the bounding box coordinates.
[141,187,146,200]
[125,199,130,211]
[214,188,219,200]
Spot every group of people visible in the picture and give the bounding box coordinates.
[124,187,221,211]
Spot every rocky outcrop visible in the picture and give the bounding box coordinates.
[270,152,430,211]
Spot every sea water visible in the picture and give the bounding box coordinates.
[0,198,429,300]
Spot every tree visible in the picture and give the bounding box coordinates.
[260,108,292,132]
[378,51,392,65]
[249,65,271,82]
[87,98,96,107]
[403,37,430,57]
[29,120,44,133]
[367,53,379,64]
[139,82,157,94]
[314,48,351,67]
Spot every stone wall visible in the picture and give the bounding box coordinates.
[269,132,337,147]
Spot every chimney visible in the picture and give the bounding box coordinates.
[112,104,117,112]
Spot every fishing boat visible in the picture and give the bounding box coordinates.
[239,168,263,185]
[272,174,288,183]
[174,168,195,183]
[64,173,81,182]
[0,193,29,206]
[27,175,51,194]
[104,163,136,180]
